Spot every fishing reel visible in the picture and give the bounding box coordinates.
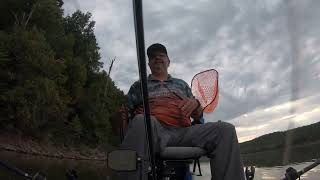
[245,166,255,180]
[284,167,300,180]
[66,169,78,180]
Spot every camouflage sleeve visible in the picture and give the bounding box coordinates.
[127,81,141,120]
[184,81,194,98]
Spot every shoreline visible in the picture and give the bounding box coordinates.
[241,140,320,155]
[241,141,320,167]
[0,134,112,161]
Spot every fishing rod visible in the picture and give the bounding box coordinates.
[243,158,320,180]
[282,159,320,180]
[132,0,157,180]
[0,159,79,180]
[0,159,46,180]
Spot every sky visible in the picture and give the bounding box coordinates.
[63,0,320,142]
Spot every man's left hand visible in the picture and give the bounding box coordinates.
[179,98,200,118]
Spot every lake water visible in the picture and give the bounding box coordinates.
[192,161,320,180]
[0,150,110,180]
[0,150,319,180]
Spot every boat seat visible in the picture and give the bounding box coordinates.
[158,146,205,178]
[118,106,205,177]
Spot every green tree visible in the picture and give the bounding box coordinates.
[64,11,102,73]
[0,28,66,135]
[0,0,126,149]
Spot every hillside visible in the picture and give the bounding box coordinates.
[239,121,320,166]
[240,121,320,154]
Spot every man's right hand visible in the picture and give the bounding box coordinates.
[178,98,200,118]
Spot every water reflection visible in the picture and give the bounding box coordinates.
[193,142,320,180]
[1,148,319,180]
[0,150,111,180]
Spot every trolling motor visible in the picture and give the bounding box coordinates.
[282,159,320,180]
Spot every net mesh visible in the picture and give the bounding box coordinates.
[191,69,219,113]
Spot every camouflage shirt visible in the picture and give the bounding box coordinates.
[127,74,195,124]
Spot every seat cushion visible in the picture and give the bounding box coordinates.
[160,147,207,160]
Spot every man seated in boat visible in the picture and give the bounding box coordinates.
[119,43,245,180]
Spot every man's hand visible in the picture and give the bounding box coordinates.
[178,98,200,118]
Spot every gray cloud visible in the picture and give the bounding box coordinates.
[63,0,320,139]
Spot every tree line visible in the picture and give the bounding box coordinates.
[240,121,320,154]
[0,0,126,148]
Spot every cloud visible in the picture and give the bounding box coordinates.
[233,94,320,142]
[63,0,320,140]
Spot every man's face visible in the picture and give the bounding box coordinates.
[148,52,170,75]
